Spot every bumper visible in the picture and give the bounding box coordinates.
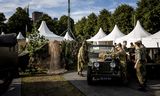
[91,73,121,80]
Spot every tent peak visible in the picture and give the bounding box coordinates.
[64,31,74,41]
[98,24,125,41]
[38,21,63,41]
[86,27,106,41]
[17,32,25,39]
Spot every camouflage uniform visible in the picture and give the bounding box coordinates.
[135,47,146,86]
[115,48,127,78]
[77,42,87,75]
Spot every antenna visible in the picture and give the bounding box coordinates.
[60,0,76,40]
[67,0,76,40]
[68,0,70,32]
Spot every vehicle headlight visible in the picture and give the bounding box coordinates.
[110,62,116,68]
[94,62,100,68]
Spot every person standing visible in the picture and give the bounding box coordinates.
[134,41,147,91]
[115,43,128,83]
[77,41,88,76]
[122,41,128,52]
[130,42,135,48]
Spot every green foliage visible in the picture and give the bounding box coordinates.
[112,4,134,34]
[58,15,75,35]
[84,13,97,39]
[61,41,81,70]
[0,13,6,23]
[26,27,48,56]
[26,26,48,73]
[7,7,32,37]
[0,12,6,32]
[97,9,111,34]
[75,17,87,40]
[136,0,160,34]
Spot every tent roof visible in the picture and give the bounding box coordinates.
[63,32,74,41]
[115,20,151,45]
[99,25,125,41]
[143,31,160,39]
[1,32,5,35]
[17,32,25,39]
[142,31,160,48]
[86,28,106,41]
[38,21,63,41]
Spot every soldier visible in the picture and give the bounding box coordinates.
[139,41,147,62]
[77,41,88,76]
[130,42,135,48]
[122,41,128,52]
[114,43,128,82]
[134,41,147,91]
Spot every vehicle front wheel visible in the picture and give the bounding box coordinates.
[87,67,93,85]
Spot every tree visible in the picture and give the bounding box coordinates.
[75,17,87,40]
[0,13,6,32]
[84,13,97,39]
[112,4,134,34]
[7,7,31,37]
[97,9,111,34]
[136,0,160,34]
[58,15,74,35]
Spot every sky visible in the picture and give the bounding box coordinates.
[0,0,137,22]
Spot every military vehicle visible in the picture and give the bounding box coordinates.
[0,33,18,94]
[87,45,128,85]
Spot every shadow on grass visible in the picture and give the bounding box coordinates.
[21,75,85,96]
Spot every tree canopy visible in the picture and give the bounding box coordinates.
[0,13,6,32]
[58,15,74,36]
[75,17,87,40]
[7,7,31,37]
[136,0,160,34]
[97,9,111,34]
[83,13,97,39]
[112,4,134,34]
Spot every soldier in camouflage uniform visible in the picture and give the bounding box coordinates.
[114,43,128,81]
[77,41,88,76]
[122,41,128,52]
[134,41,147,91]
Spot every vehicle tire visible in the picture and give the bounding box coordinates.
[87,67,93,85]
[0,71,13,95]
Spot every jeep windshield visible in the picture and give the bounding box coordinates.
[88,45,115,61]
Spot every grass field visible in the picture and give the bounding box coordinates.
[21,74,85,96]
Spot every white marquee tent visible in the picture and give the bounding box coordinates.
[1,32,5,35]
[38,21,63,41]
[98,25,125,42]
[115,20,151,47]
[86,28,106,42]
[142,31,160,48]
[17,32,25,39]
[63,32,74,41]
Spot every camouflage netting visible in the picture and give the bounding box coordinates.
[48,41,62,74]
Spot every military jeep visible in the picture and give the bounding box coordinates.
[0,33,18,94]
[87,45,128,85]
